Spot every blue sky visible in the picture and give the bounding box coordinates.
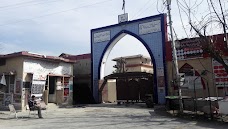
[0,0,225,75]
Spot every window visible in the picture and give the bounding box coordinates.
[3,75,15,93]
[23,82,31,88]
[0,59,6,66]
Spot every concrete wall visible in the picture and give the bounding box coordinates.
[126,66,141,72]
[74,59,91,75]
[125,58,142,65]
[22,58,73,108]
[0,57,23,79]
[100,79,117,103]
[0,57,24,109]
[125,57,151,66]
[23,58,73,76]
[73,58,91,91]
[141,66,153,73]
[115,56,153,73]
[167,57,217,97]
[107,80,117,103]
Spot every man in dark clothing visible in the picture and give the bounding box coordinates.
[28,95,43,118]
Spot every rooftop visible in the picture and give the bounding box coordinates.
[59,53,91,60]
[0,51,75,63]
[112,54,151,61]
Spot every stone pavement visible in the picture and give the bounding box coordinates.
[0,104,227,129]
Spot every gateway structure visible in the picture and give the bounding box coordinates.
[91,14,168,104]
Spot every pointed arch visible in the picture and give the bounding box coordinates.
[179,63,206,89]
[97,30,158,102]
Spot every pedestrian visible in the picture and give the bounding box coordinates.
[28,95,43,118]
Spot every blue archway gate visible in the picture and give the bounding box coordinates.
[91,14,168,104]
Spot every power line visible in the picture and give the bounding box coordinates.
[0,0,39,9]
[133,1,157,19]
[0,0,113,27]
[0,0,63,11]
[156,0,165,14]
[131,0,151,20]
[176,0,189,38]
[191,0,204,10]
[176,0,203,38]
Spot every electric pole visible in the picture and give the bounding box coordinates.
[166,0,183,113]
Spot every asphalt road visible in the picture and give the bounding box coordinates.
[0,104,227,129]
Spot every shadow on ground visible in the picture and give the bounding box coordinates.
[67,103,150,109]
[153,106,228,129]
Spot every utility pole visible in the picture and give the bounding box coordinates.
[166,0,183,113]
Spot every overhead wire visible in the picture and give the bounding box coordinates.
[0,0,62,11]
[133,0,157,19]
[176,0,189,38]
[177,0,203,37]
[0,0,40,9]
[156,0,165,14]
[191,0,204,10]
[130,0,151,20]
[0,0,113,27]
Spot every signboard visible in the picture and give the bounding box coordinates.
[64,88,69,97]
[139,20,161,35]
[31,80,45,97]
[31,73,47,97]
[94,31,110,43]
[212,59,228,87]
[118,13,128,23]
[32,74,46,80]
[175,39,203,60]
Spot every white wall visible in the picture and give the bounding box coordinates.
[23,59,73,76]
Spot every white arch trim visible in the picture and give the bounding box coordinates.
[100,33,126,79]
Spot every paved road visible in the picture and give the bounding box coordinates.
[0,104,227,129]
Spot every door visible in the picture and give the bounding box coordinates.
[48,76,56,103]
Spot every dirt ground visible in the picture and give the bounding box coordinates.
[0,104,227,129]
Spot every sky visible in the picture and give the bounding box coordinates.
[0,0,226,75]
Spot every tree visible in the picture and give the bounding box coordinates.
[176,0,228,73]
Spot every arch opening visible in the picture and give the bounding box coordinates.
[97,30,158,104]
[91,14,167,104]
